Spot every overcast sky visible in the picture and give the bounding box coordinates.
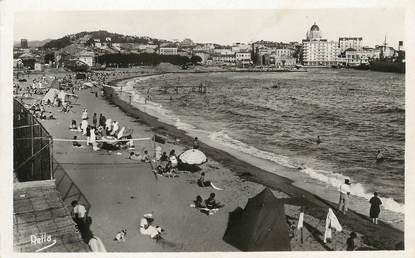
[14,9,405,48]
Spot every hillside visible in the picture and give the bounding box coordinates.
[42,30,168,49]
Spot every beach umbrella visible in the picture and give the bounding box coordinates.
[179,149,207,165]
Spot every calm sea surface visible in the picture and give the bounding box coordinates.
[135,69,405,210]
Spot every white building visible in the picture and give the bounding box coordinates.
[213,49,235,55]
[344,48,381,66]
[302,23,340,66]
[212,54,236,66]
[274,48,295,57]
[339,37,363,53]
[231,43,251,53]
[235,52,252,67]
[77,51,95,67]
[159,47,178,55]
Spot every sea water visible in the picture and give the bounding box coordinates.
[119,69,405,225]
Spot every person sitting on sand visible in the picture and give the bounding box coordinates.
[197,172,223,190]
[129,152,142,161]
[205,193,224,210]
[193,195,205,209]
[70,120,77,130]
[160,152,168,162]
[141,150,150,163]
[346,232,357,251]
[73,136,82,147]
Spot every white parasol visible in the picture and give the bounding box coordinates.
[179,149,207,165]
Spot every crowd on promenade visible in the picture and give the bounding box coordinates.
[13,70,393,251]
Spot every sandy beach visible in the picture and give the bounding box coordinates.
[15,68,404,251]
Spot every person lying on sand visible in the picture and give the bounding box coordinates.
[197,172,223,190]
[139,213,165,240]
[73,136,82,148]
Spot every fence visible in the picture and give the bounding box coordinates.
[13,99,53,181]
[53,158,91,213]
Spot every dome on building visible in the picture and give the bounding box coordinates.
[306,22,322,41]
[310,23,320,31]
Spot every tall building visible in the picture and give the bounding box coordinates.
[339,37,363,53]
[21,39,28,49]
[302,23,339,66]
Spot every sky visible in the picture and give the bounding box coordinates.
[14,9,405,48]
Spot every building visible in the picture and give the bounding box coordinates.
[212,54,236,66]
[159,47,178,55]
[180,38,195,47]
[274,48,295,58]
[339,37,363,53]
[302,23,340,66]
[77,51,95,67]
[21,39,28,49]
[232,43,251,53]
[235,52,252,67]
[343,48,381,66]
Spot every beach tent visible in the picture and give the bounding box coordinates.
[42,88,60,103]
[179,149,207,165]
[223,188,291,251]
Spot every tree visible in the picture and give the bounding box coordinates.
[190,55,202,64]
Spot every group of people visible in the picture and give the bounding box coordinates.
[338,178,383,225]
[70,108,135,151]
[191,193,224,216]
[152,149,179,178]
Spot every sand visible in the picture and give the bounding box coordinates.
[14,68,404,252]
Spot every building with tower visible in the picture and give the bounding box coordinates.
[21,39,28,49]
[301,23,339,66]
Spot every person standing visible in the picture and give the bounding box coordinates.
[71,200,87,233]
[338,179,351,215]
[193,137,200,149]
[369,192,382,224]
[92,113,98,127]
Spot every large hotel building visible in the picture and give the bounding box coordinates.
[302,23,339,66]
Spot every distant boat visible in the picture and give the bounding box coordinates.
[369,60,405,73]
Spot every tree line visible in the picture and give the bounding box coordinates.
[97,53,202,67]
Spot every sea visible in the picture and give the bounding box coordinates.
[118,69,405,226]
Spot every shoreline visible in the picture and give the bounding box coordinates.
[103,73,404,250]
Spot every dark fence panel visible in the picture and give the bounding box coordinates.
[53,159,91,213]
[13,99,52,181]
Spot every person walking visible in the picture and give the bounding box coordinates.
[338,179,351,215]
[369,192,382,224]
